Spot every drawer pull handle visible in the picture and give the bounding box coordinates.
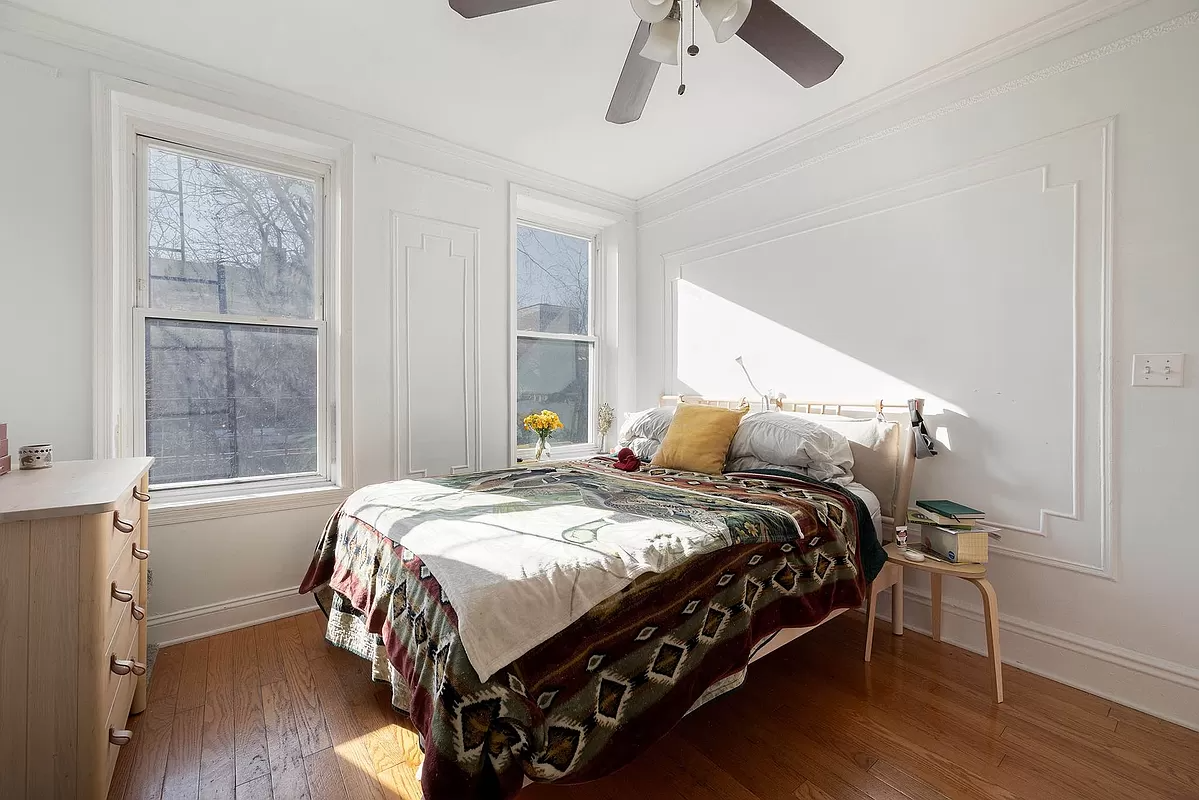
[111,583,134,603]
[113,512,136,534]
[132,604,146,621]
[133,488,151,502]
[110,655,147,676]
[109,728,134,746]
[131,545,151,561]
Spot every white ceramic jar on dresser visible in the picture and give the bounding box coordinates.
[0,457,154,799]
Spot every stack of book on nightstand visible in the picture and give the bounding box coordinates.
[0,423,9,475]
[907,499,1000,564]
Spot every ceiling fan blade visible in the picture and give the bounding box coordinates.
[736,0,844,88]
[448,0,559,18]
[606,22,662,125]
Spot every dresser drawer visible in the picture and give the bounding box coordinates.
[105,552,141,650]
[102,588,141,717]
[107,484,145,574]
[103,667,138,791]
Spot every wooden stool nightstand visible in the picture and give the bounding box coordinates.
[865,543,1004,703]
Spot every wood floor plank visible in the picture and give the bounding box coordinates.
[261,681,311,800]
[255,623,285,687]
[232,627,270,787]
[176,639,211,712]
[275,616,333,757]
[124,700,176,800]
[260,681,312,800]
[309,656,388,800]
[297,610,330,660]
[376,762,424,800]
[794,781,838,800]
[162,706,204,800]
[199,632,237,800]
[868,758,955,800]
[152,645,187,706]
[234,775,273,800]
[304,748,349,800]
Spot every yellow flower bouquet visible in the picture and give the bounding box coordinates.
[523,409,564,461]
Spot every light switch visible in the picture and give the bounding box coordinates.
[1132,353,1185,387]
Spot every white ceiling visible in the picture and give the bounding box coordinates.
[19,0,1085,198]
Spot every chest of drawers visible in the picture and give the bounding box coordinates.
[0,458,153,799]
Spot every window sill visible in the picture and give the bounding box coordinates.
[514,447,601,466]
[149,480,352,526]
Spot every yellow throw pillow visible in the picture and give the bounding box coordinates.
[652,404,747,474]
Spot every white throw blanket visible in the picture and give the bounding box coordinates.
[343,479,735,682]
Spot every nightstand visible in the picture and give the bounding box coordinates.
[864,543,1003,703]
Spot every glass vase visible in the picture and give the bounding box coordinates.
[534,434,552,462]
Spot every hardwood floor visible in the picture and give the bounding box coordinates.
[110,610,1199,800]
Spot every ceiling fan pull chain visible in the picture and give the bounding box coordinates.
[688,0,700,56]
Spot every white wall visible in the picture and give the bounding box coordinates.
[637,0,1199,729]
[0,10,637,643]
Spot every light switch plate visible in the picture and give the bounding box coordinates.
[1132,353,1185,387]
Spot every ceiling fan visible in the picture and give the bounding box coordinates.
[448,0,844,124]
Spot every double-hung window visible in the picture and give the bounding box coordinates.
[134,137,330,492]
[514,222,600,457]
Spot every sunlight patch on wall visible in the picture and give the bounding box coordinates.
[675,280,963,418]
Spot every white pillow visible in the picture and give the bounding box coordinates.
[786,414,901,516]
[617,407,675,460]
[727,411,855,485]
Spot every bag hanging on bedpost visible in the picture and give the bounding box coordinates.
[909,399,938,459]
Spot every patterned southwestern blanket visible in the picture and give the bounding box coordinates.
[300,458,885,800]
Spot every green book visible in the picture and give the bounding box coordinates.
[916,499,986,520]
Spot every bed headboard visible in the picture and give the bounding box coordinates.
[658,395,918,537]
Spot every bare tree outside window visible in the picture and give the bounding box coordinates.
[515,224,595,449]
[141,143,323,487]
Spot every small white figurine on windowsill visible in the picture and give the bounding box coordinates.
[597,403,615,453]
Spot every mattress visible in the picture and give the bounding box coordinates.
[847,481,882,534]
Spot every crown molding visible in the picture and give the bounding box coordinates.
[0,0,636,214]
[637,0,1148,214]
[638,4,1198,229]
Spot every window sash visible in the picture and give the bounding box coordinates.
[134,310,329,490]
[136,136,326,319]
[514,221,595,339]
[514,337,597,455]
[132,134,331,492]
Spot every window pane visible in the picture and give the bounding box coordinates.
[145,319,319,486]
[515,225,590,335]
[146,146,317,318]
[516,338,590,447]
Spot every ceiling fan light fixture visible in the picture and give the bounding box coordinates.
[640,17,681,65]
[701,0,752,43]
[630,0,673,23]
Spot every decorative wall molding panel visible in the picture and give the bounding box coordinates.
[375,153,495,193]
[663,120,1115,578]
[0,49,60,77]
[639,8,1197,227]
[391,213,481,481]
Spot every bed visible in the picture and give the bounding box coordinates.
[299,397,917,799]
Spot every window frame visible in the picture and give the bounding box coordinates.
[94,78,353,521]
[132,136,331,493]
[510,216,604,462]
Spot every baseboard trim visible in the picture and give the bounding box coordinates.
[148,586,317,647]
[875,587,1199,733]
